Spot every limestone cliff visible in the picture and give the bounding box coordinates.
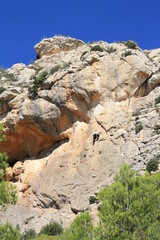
[0,36,160,232]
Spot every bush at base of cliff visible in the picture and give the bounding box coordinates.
[33,235,58,240]
[21,228,36,240]
[60,212,93,240]
[0,222,21,240]
[39,222,63,236]
[146,155,160,173]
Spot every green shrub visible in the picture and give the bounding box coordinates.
[39,222,63,236]
[60,212,93,240]
[34,235,58,240]
[135,122,143,134]
[80,51,88,60]
[155,95,160,105]
[106,46,116,54]
[21,228,36,240]
[0,86,6,94]
[28,70,48,98]
[120,40,138,49]
[0,68,16,81]
[123,50,133,57]
[146,155,160,173]
[50,65,61,75]
[89,195,96,204]
[90,45,104,52]
[0,222,21,240]
[0,181,17,209]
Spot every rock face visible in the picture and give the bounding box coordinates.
[0,36,160,233]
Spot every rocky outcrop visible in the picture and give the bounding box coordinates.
[34,35,84,58]
[0,36,160,233]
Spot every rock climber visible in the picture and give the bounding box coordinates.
[93,130,100,145]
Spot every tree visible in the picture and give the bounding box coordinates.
[96,164,160,239]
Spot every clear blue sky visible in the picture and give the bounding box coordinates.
[1,0,160,68]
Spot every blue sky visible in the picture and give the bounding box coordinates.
[1,0,160,68]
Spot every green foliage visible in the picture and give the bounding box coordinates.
[21,228,36,240]
[155,95,160,105]
[0,222,21,240]
[60,212,93,240]
[0,181,17,209]
[120,40,138,49]
[0,124,17,209]
[0,152,8,181]
[80,51,88,60]
[50,65,61,75]
[39,222,63,236]
[34,235,58,240]
[0,86,6,94]
[50,63,69,75]
[0,67,16,81]
[106,46,116,54]
[90,45,104,52]
[135,122,143,134]
[123,50,133,57]
[97,164,160,239]
[28,70,48,98]
[89,195,97,204]
[146,155,160,173]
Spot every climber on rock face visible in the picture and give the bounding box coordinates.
[93,130,100,145]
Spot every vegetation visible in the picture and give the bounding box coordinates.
[0,222,21,240]
[0,86,6,94]
[80,51,88,60]
[123,50,133,57]
[106,46,116,54]
[21,228,36,240]
[135,122,143,134]
[39,222,63,236]
[59,212,93,240]
[28,70,48,98]
[0,124,17,209]
[0,67,16,81]
[146,155,160,173]
[155,95,160,105]
[50,63,69,75]
[120,40,138,49]
[89,195,97,204]
[50,65,61,75]
[96,164,160,239]
[90,45,104,52]
[1,164,160,239]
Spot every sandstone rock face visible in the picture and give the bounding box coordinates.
[0,36,160,233]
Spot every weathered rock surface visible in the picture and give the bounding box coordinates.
[0,36,160,233]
